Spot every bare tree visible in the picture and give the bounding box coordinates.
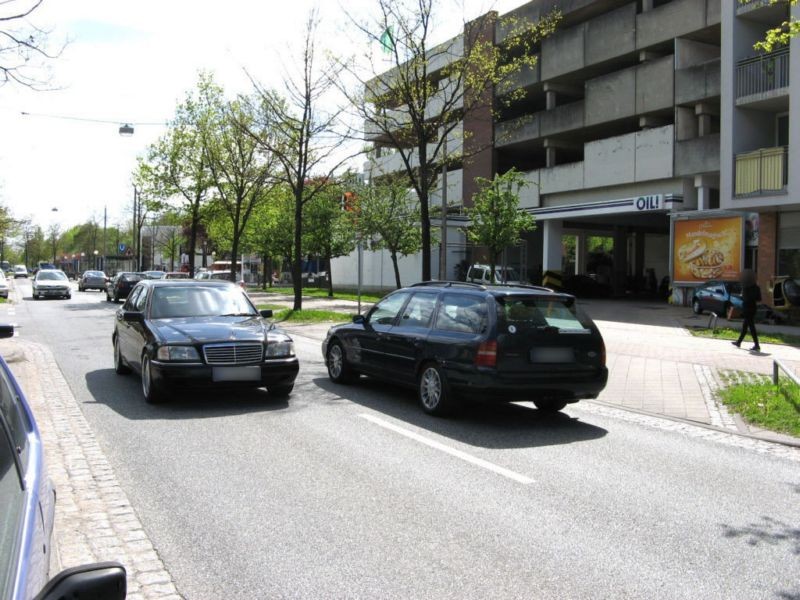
[241,10,358,310]
[1,0,63,89]
[337,0,558,281]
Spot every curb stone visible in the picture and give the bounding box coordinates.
[4,338,183,600]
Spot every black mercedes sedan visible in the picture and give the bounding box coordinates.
[112,280,298,403]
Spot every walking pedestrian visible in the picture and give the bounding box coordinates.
[732,269,761,352]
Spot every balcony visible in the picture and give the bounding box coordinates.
[736,48,790,105]
[734,146,788,196]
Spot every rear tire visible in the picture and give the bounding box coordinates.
[417,363,459,416]
[326,340,357,384]
[141,355,166,404]
[534,399,568,413]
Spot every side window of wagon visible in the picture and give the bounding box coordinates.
[435,294,488,334]
[368,292,411,326]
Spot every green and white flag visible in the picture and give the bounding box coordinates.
[379,26,394,54]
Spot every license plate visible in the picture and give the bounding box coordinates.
[212,366,261,382]
[530,347,574,363]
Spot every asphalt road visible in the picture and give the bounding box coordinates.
[9,279,800,599]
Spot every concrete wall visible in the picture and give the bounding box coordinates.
[636,0,718,49]
[636,56,675,114]
[540,100,585,137]
[675,133,721,176]
[675,58,721,105]
[541,20,586,81]
[541,161,585,194]
[519,170,541,209]
[429,168,464,207]
[675,38,720,69]
[585,66,636,126]
[542,177,685,208]
[635,126,675,181]
[585,3,636,64]
[585,132,635,187]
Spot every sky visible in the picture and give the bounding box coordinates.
[0,0,529,235]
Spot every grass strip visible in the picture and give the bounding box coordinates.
[257,305,351,323]
[718,371,800,437]
[258,286,384,303]
[687,326,800,347]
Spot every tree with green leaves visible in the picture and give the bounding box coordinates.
[740,0,799,51]
[202,88,275,283]
[241,10,356,310]
[142,74,216,276]
[303,182,356,297]
[338,0,558,282]
[245,186,295,289]
[463,168,535,283]
[355,174,423,289]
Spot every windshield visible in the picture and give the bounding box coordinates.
[36,271,67,281]
[497,296,589,332]
[85,271,105,278]
[150,285,256,319]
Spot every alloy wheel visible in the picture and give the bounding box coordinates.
[328,344,343,379]
[420,367,442,410]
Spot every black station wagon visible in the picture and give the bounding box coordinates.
[322,281,608,416]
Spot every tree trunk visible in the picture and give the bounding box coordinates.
[188,212,199,278]
[230,234,240,284]
[267,256,273,288]
[262,252,268,290]
[326,252,334,297]
[391,251,402,289]
[292,194,303,311]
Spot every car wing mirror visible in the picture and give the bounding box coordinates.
[0,324,13,339]
[260,309,273,319]
[122,311,144,323]
[352,314,365,324]
[34,562,126,600]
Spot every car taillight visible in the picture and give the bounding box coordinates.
[475,340,497,368]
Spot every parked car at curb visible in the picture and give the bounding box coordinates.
[78,270,108,292]
[32,270,71,300]
[0,271,9,299]
[322,281,608,416]
[0,324,127,600]
[106,272,143,303]
[690,279,774,321]
[112,280,299,403]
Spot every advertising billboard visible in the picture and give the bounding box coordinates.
[673,216,743,284]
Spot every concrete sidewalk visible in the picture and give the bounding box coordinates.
[263,292,800,445]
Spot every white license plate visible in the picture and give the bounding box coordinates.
[530,347,574,363]
[212,366,261,382]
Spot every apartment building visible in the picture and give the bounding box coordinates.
[333,0,798,302]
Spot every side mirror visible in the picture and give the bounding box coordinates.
[122,311,144,323]
[352,314,365,324]
[34,562,126,600]
[0,324,13,338]
[260,309,273,319]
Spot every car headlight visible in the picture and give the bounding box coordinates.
[156,346,200,361]
[265,335,294,358]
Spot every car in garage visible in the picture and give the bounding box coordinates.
[106,272,143,303]
[322,281,608,416]
[32,270,71,300]
[0,324,127,599]
[112,280,299,403]
[78,270,108,292]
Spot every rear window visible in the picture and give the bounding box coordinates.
[497,296,588,332]
[122,274,142,282]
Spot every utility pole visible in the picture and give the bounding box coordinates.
[438,130,448,281]
[102,206,107,272]
[132,185,138,271]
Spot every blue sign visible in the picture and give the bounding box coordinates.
[118,243,127,253]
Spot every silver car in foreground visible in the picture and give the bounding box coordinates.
[32,270,71,300]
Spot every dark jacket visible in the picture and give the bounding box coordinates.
[741,283,761,316]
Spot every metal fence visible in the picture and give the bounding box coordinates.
[736,48,790,98]
[734,146,789,196]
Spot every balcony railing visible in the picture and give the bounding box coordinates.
[736,48,790,99]
[734,146,788,196]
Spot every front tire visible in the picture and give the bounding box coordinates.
[418,363,459,416]
[326,340,357,383]
[268,384,294,398]
[141,355,166,404]
[114,337,131,375]
[692,299,703,315]
[534,399,568,413]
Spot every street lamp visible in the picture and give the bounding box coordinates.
[119,123,134,136]
[93,250,99,269]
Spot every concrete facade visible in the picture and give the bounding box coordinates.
[349,0,799,296]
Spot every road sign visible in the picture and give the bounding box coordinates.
[118,243,127,253]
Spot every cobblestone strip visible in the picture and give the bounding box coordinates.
[694,364,738,431]
[582,401,800,462]
[10,340,182,600]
